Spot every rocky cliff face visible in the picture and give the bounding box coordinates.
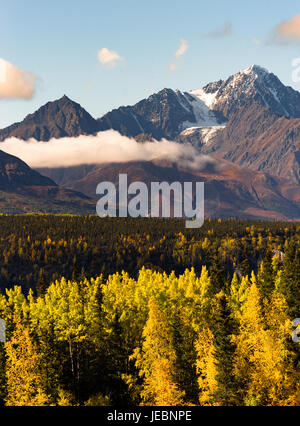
[97,105,166,139]
[198,65,300,119]
[98,88,226,139]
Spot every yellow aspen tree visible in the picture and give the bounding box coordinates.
[232,282,266,405]
[229,273,250,316]
[261,291,299,405]
[132,299,184,406]
[233,282,298,406]
[5,319,48,406]
[195,327,218,406]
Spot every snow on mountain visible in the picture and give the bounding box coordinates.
[177,64,289,133]
[96,64,300,141]
[130,112,145,133]
[178,92,226,131]
[192,65,300,119]
[190,89,218,108]
[177,63,300,140]
[180,125,226,145]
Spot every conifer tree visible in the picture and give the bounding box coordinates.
[209,248,225,294]
[172,313,198,404]
[211,291,237,406]
[240,247,251,277]
[36,268,46,297]
[258,247,275,301]
[278,240,300,317]
[71,256,79,281]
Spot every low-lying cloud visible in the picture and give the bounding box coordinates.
[0,130,218,172]
[0,58,37,99]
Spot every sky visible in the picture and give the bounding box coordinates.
[0,0,300,128]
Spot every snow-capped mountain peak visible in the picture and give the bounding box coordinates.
[241,64,270,77]
[191,65,300,119]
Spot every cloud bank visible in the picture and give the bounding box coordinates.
[0,130,217,171]
[98,48,123,67]
[272,15,300,43]
[0,58,37,99]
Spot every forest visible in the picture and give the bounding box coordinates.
[0,214,299,406]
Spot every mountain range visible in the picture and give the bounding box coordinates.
[1,64,300,219]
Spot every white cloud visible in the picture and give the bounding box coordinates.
[168,39,188,72]
[272,15,300,42]
[0,58,37,99]
[175,39,188,58]
[98,48,123,67]
[0,130,217,172]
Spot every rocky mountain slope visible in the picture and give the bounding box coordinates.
[36,158,300,220]
[0,149,54,189]
[98,65,300,183]
[98,88,227,139]
[187,65,300,183]
[0,95,100,141]
[0,150,94,214]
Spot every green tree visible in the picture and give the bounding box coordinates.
[278,240,300,317]
[36,268,46,297]
[211,291,237,406]
[258,248,275,301]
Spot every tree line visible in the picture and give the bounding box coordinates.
[0,214,299,295]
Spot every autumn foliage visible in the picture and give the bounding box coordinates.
[0,216,299,406]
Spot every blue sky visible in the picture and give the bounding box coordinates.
[1,0,300,128]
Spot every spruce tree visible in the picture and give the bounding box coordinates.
[36,268,46,297]
[278,240,300,317]
[211,291,237,406]
[258,247,275,301]
[209,249,225,294]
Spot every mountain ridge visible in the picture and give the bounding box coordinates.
[1,64,300,194]
[47,158,300,220]
[0,150,95,214]
[0,95,101,141]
